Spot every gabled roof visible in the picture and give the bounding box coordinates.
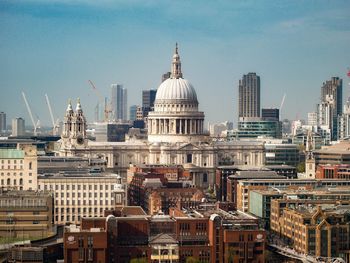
[149,233,178,245]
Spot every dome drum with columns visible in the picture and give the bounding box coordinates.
[148,44,206,143]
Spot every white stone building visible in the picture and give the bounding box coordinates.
[0,143,37,190]
[59,45,265,188]
[38,172,124,225]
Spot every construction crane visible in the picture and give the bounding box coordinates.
[88,80,113,122]
[21,91,40,136]
[279,93,286,120]
[45,94,60,136]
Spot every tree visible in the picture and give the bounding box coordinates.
[297,162,305,173]
[186,257,200,263]
[130,258,147,263]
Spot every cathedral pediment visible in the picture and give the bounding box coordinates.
[177,142,202,151]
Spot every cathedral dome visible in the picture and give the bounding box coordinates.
[155,78,198,104]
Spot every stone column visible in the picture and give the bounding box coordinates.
[190,119,192,134]
[185,119,188,134]
[180,119,183,134]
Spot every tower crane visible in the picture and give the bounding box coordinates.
[21,91,40,136]
[279,93,286,119]
[88,80,113,122]
[45,94,60,136]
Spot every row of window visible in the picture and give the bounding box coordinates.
[40,183,112,191]
[55,199,112,205]
[1,172,32,176]
[56,207,107,214]
[0,178,32,185]
[55,192,112,198]
[0,159,23,164]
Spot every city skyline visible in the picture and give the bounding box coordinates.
[0,0,350,127]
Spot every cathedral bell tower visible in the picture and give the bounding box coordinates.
[61,98,87,149]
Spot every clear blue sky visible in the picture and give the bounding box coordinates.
[1,0,349,127]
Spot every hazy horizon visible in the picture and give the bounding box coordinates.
[1,0,350,128]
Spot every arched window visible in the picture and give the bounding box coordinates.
[19,178,23,185]
[7,178,10,185]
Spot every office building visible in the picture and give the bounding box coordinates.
[0,112,6,133]
[262,108,279,121]
[162,71,171,82]
[230,119,282,139]
[64,204,266,263]
[316,164,350,179]
[238,73,260,120]
[229,178,350,213]
[313,141,350,166]
[111,84,127,121]
[12,117,25,136]
[64,223,108,263]
[0,143,38,190]
[271,199,350,261]
[264,139,300,166]
[308,112,318,126]
[0,189,53,239]
[320,77,342,140]
[37,172,124,225]
[338,101,350,140]
[250,187,350,229]
[142,89,157,117]
[129,105,138,121]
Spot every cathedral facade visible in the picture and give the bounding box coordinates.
[59,45,265,187]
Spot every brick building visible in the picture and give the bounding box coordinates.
[316,164,350,179]
[270,199,350,261]
[64,204,266,263]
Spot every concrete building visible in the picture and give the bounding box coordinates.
[37,172,124,225]
[0,143,38,190]
[12,117,25,136]
[313,141,350,166]
[238,73,260,120]
[232,178,350,213]
[0,189,53,239]
[0,111,6,133]
[308,112,318,126]
[249,187,350,229]
[338,101,350,140]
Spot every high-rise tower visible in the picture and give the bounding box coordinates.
[0,112,6,133]
[238,73,261,120]
[12,117,25,136]
[111,84,127,121]
[320,77,342,140]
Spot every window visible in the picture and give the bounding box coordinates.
[203,173,208,183]
[29,162,32,170]
[186,154,192,163]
